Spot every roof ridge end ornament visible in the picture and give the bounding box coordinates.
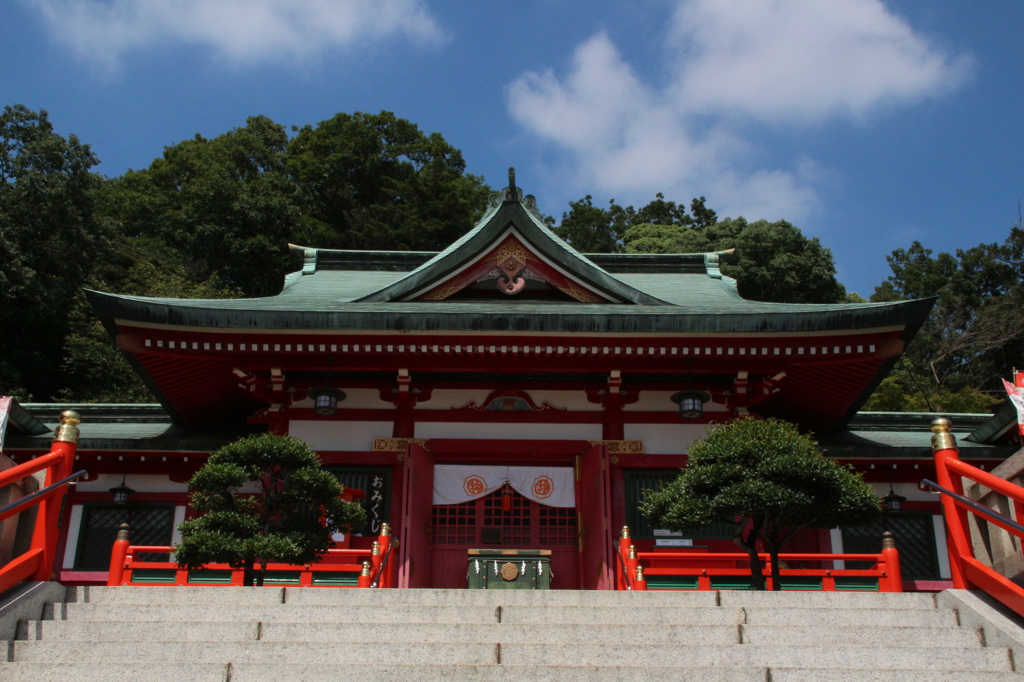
[491,167,541,216]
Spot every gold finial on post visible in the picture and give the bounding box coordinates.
[627,545,637,560]
[53,410,81,444]
[380,523,391,536]
[372,541,381,556]
[881,531,896,550]
[930,417,956,451]
[621,526,630,539]
[360,561,371,577]
[635,566,645,581]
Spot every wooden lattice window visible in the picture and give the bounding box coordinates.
[431,489,577,547]
[432,501,477,545]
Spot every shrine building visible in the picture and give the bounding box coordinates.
[1,172,1018,590]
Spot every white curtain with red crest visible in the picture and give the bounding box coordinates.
[432,465,574,507]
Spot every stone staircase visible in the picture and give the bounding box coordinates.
[2,586,1022,680]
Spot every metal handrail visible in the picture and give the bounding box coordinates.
[371,537,397,588]
[921,479,1024,536]
[0,469,88,521]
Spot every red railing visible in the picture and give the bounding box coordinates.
[107,523,399,588]
[0,411,81,594]
[615,528,902,592]
[929,417,1024,617]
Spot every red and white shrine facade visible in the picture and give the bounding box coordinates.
[3,177,1018,590]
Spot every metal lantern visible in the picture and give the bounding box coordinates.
[308,387,346,417]
[109,477,135,506]
[882,489,906,513]
[671,390,712,420]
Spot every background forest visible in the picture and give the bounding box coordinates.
[2,104,1021,413]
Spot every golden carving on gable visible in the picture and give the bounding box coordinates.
[373,438,430,452]
[420,282,467,301]
[587,440,644,454]
[492,240,534,270]
[559,281,605,303]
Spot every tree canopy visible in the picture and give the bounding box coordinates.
[288,111,491,251]
[641,418,880,590]
[624,217,848,304]
[865,229,1024,412]
[0,105,110,400]
[175,433,366,587]
[553,193,716,254]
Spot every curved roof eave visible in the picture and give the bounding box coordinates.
[86,289,936,335]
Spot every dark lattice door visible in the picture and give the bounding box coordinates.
[841,514,940,579]
[74,504,174,570]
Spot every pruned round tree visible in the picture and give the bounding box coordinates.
[176,433,366,586]
[641,418,880,590]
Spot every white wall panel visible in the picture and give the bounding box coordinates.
[290,420,392,451]
[415,422,602,441]
[624,423,711,454]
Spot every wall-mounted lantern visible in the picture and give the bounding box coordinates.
[308,387,346,417]
[671,390,711,420]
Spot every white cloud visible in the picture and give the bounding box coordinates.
[507,0,971,224]
[25,0,444,70]
[669,0,973,122]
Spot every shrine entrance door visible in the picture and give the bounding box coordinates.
[430,488,579,588]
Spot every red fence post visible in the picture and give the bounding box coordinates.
[617,526,632,590]
[881,531,903,592]
[358,561,372,588]
[932,417,973,589]
[30,410,80,581]
[377,523,394,588]
[633,566,648,591]
[107,524,131,586]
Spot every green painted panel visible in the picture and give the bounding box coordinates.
[131,569,176,583]
[311,573,359,586]
[834,577,880,591]
[262,571,302,585]
[646,575,699,590]
[780,577,823,591]
[188,570,233,584]
[710,577,755,590]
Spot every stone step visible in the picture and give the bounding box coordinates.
[232,665,1024,682]
[19,619,742,645]
[10,640,499,666]
[49,602,752,625]
[495,644,1013,671]
[18,619,261,642]
[743,606,959,628]
[73,585,939,609]
[8,641,1013,671]
[0,663,229,682]
[74,585,719,607]
[3,662,1021,682]
[48,602,504,624]
[739,624,983,648]
[717,591,937,609]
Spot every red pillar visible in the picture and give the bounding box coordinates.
[932,418,972,590]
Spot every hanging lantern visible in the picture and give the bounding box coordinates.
[882,489,906,513]
[109,475,135,506]
[308,387,346,417]
[671,390,711,420]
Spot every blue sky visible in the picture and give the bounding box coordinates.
[2,0,1022,297]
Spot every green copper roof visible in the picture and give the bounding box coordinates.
[86,174,935,336]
